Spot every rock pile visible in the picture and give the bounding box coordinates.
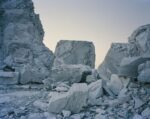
[0,0,150,119]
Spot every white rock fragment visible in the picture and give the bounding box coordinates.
[88,80,103,105]
[48,83,88,113]
[107,74,123,95]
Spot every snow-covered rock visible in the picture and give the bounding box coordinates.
[54,40,95,68]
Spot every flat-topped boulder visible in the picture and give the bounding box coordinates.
[54,40,95,68]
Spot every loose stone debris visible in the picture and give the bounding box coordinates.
[0,0,150,119]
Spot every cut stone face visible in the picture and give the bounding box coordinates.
[54,40,95,68]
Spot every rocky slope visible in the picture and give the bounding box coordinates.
[0,0,150,119]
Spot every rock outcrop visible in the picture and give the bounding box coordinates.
[98,24,150,81]
[0,0,55,84]
[54,40,95,68]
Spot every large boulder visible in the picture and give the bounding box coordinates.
[45,64,92,86]
[98,24,150,80]
[0,0,55,84]
[48,83,88,114]
[98,43,130,80]
[54,40,95,68]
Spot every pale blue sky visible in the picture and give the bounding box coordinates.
[33,0,150,67]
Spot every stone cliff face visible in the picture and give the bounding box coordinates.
[0,0,55,84]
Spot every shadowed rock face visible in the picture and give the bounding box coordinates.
[54,40,95,68]
[0,0,55,84]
